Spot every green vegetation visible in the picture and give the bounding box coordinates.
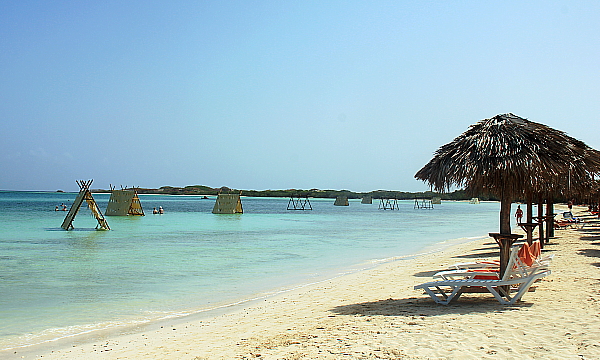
[114,185,499,201]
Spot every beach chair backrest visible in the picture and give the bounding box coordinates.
[530,241,541,258]
[518,242,535,267]
[501,246,522,281]
[512,241,552,278]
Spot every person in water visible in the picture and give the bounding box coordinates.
[515,205,523,224]
[158,206,164,214]
[153,207,158,214]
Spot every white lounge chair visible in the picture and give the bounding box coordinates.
[561,211,585,228]
[450,259,500,270]
[434,245,550,281]
[449,247,514,271]
[448,241,552,271]
[415,246,551,305]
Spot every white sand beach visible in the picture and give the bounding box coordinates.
[8,206,600,360]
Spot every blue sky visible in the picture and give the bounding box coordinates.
[1,1,599,192]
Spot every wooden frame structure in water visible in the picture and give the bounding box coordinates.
[414,198,434,209]
[287,195,312,210]
[61,179,110,230]
[379,198,399,210]
[105,186,145,216]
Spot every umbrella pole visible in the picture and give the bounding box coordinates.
[526,191,534,245]
[500,194,511,235]
[546,198,554,240]
[489,233,523,295]
[537,195,545,248]
[499,237,511,279]
[496,193,515,286]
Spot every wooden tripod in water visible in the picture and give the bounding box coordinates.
[61,179,110,230]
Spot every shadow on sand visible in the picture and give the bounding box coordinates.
[578,227,600,235]
[330,296,532,317]
[412,270,439,278]
[578,248,600,259]
[451,251,499,259]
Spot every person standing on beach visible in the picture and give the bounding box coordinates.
[515,205,523,224]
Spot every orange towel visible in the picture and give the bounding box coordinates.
[476,260,500,266]
[518,243,535,267]
[468,268,499,280]
[530,241,541,259]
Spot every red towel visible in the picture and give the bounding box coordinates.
[476,260,500,266]
[468,269,499,280]
[518,243,535,267]
[530,241,541,259]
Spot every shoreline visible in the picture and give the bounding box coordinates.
[0,233,489,357]
[0,195,502,356]
[6,206,600,359]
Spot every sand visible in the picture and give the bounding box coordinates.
[7,205,600,359]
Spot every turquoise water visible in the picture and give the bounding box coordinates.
[0,192,502,350]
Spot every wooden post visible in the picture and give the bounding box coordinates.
[526,191,534,244]
[537,194,544,248]
[489,233,523,296]
[526,192,533,223]
[496,190,513,297]
[546,198,554,240]
[499,190,512,235]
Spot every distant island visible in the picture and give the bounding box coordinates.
[92,185,499,201]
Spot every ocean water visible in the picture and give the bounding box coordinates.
[0,192,502,351]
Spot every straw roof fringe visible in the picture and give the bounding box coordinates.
[415,113,600,198]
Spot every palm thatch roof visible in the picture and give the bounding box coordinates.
[415,113,600,276]
[415,113,600,198]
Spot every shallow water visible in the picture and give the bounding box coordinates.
[0,192,503,350]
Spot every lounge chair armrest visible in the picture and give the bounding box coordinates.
[434,269,499,280]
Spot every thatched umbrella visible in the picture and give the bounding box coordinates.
[532,148,600,244]
[552,149,600,198]
[415,113,600,277]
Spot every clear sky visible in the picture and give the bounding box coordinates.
[1,1,599,192]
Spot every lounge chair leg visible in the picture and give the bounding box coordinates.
[434,286,449,301]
